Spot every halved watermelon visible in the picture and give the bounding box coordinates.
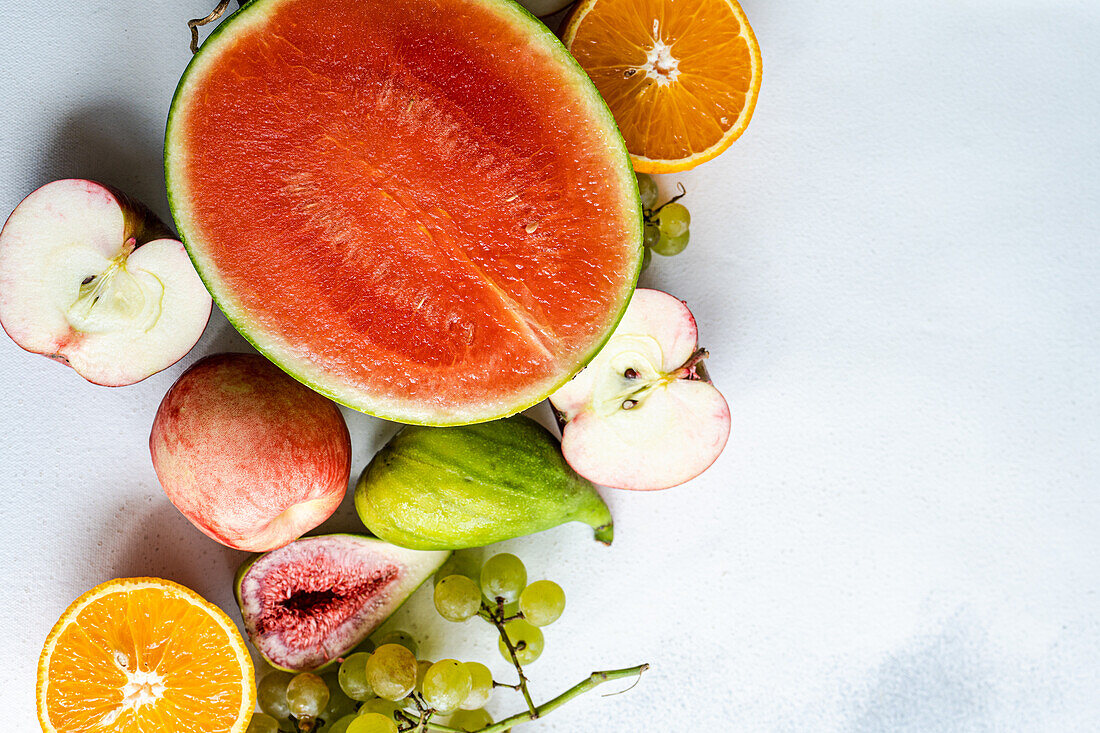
[165,0,642,425]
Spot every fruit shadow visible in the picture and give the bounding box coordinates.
[312,409,403,537]
[32,101,171,222]
[95,493,247,609]
[198,309,257,358]
[28,101,256,365]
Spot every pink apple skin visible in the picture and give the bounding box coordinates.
[150,352,352,551]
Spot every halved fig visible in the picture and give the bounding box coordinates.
[235,534,449,671]
[550,288,730,491]
[0,179,211,385]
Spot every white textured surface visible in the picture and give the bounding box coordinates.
[1,0,1098,729]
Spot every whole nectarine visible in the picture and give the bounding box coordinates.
[150,353,351,551]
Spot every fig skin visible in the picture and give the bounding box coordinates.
[150,352,351,551]
[355,414,613,550]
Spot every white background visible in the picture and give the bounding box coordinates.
[1,0,1098,730]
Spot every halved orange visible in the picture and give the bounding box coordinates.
[37,577,255,733]
[562,0,762,173]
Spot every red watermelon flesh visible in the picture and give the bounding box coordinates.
[165,0,641,425]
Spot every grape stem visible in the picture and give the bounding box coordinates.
[186,0,244,53]
[643,182,687,223]
[479,598,538,717]
[419,664,650,733]
[394,707,432,733]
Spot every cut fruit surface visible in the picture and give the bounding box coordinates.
[37,577,254,733]
[551,289,730,490]
[235,534,449,671]
[562,0,762,173]
[0,180,211,385]
[165,0,642,425]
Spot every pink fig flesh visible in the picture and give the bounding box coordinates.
[236,534,449,670]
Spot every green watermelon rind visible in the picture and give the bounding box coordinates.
[164,0,643,426]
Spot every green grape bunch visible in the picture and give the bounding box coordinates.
[247,552,647,733]
[636,172,692,266]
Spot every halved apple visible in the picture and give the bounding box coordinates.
[0,179,211,385]
[550,288,730,491]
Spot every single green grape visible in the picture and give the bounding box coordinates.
[338,652,375,701]
[519,580,566,627]
[434,575,482,622]
[257,670,294,720]
[433,548,485,585]
[322,670,358,722]
[347,713,398,733]
[642,223,661,249]
[459,662,493,710]
[449,708,494,732]
[415,659,433,693]
[651,230,689,256]
[287,672,330,720]
[656,202,690,236]
[365,644,418,701]
[322,714,360,733]
[421,659,473,713]
[636,173,659,210]
[641,246,653,271]
[357,698,401,719]
[499,619,544,665]
[480,553,527,604]
[246,712,279,733]
[376,630,419,658]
